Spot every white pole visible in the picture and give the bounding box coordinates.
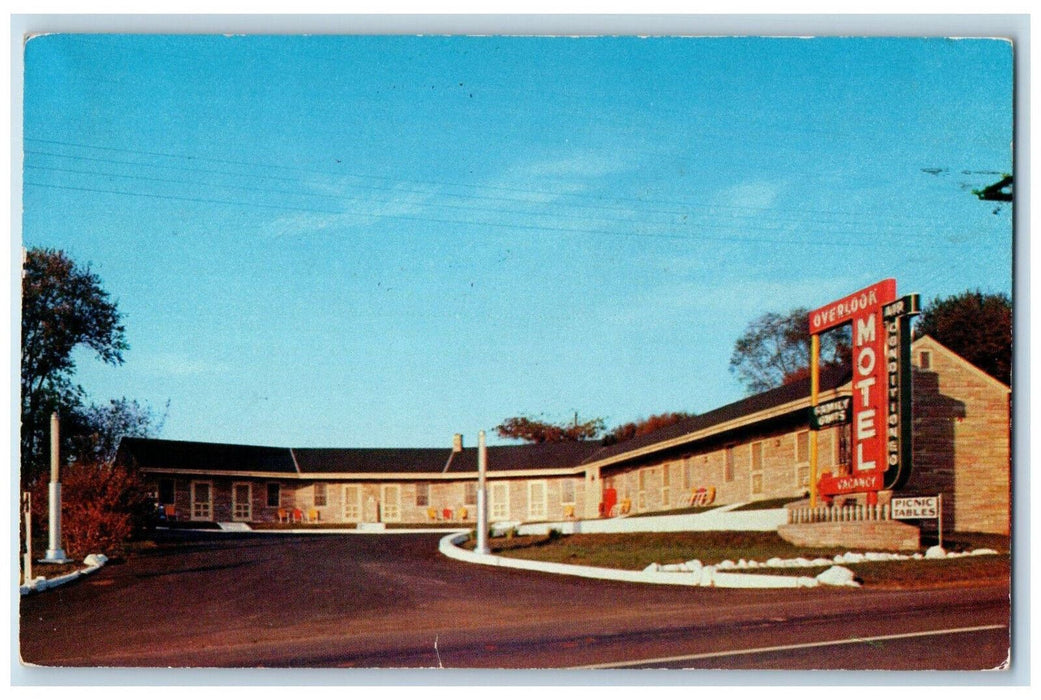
[23,493,33,583]
[476,430,490,555]
[938,493,944,550]
[43,411,69,563]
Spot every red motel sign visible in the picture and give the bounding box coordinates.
[809,279,897,498]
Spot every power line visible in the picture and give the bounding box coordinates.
[28,161,977,244]
[23,142,998,243]
[23,180,994,252]
[24,136,977,232]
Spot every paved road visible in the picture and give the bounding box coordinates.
[19,531,1011,670]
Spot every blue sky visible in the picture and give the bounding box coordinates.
[19,34,1014,448]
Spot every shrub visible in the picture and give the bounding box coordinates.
[30,460,148,559]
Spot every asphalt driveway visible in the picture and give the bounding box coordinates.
[19,530,1011,670]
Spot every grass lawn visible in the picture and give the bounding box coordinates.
[467,530,1010,589]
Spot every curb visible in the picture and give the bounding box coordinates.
[437,532,841,589]
[20,554,108,596]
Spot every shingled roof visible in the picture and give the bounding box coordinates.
[580,363,852,465]
[117,364,850,476]
[118,436,604,475]
[116,438,297,474]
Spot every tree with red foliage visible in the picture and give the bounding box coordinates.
[31,459,149,559]
[495,414,605,443]
[603,412,696,445]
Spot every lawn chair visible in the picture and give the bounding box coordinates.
[442,508,453,521]
[563,505,575,519]
[307,508,319,523]
[292,508,303,523]
[427,507,439,521]
[458,506,468,520]
[163,504,177,521]
[277,507,288,523]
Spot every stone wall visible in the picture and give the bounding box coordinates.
[905,337,1010,535]
[777,520,920,551]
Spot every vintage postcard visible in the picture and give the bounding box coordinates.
[15,19,1018,679]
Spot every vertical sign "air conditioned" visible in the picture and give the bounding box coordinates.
[809,279,897,496]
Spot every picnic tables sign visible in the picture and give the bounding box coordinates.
[891,494,944,548]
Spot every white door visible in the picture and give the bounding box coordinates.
[232,483,251,521]
[191,481,212,520]
[381,484,401,522]
[490,482,510,520]
[343,485,361,521]
[528,481,547,520]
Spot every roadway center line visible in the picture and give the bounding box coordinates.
[569,624,1008,669]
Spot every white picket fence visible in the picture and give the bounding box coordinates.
[787,503,891,525]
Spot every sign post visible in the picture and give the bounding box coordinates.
[809,334,820,508]
[891,494,943,548]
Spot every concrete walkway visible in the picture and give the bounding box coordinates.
[500,502,788,536]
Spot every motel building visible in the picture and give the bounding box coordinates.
[116,335,1010,540]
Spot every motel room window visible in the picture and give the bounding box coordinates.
[795,431,810,464]
[682,456,693,491]
[313,483,328,507]
[191,481,212,520]
[343,485,361,521]
[528,481,547,520]
[750,441,764,496]
[751,441,763,471]
[232,483,251,521]
[724,446,735,482]
[637,470,648,511]
[416,482,430,507]
[661,464,671,508]
[794,431,811,489]
[751,472,764,495]
[837,423,852,473]
[464,482,477,506]
[266,483,281,508]
[157,478,175,505]
[561,479,576,505]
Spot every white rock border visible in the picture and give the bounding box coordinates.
[20,554,108,595]
[439,533,1003,589]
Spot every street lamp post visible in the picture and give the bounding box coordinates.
[42,412,70,563]
[476,430,490,555]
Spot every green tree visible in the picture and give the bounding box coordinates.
[21,248,129,482]
[70,397,169,466]
[729,307,851,394]
[915,290,1011,385]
